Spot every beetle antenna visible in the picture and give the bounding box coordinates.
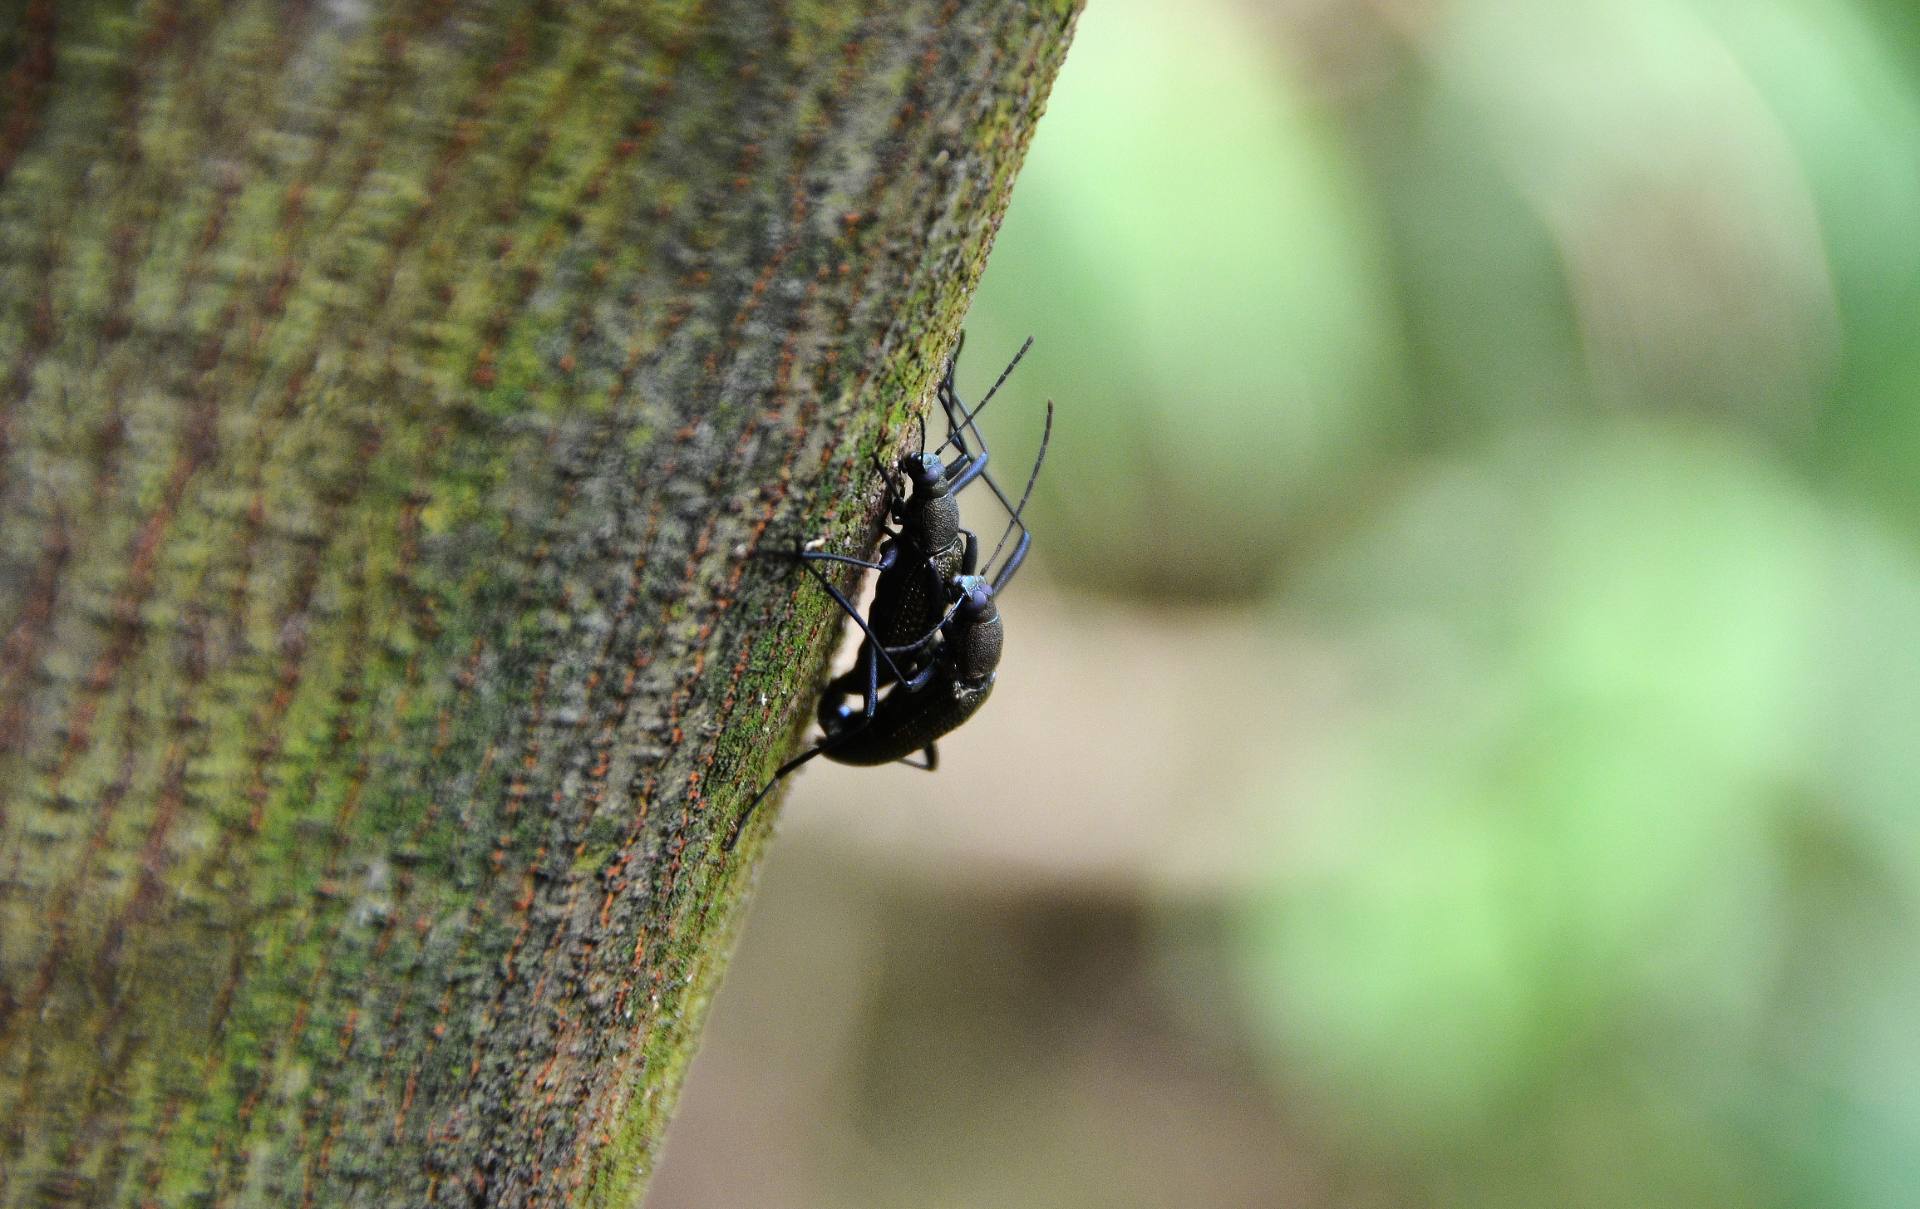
[727,744,827,851]
[985,399,1051,590]
[934,332,973,463]
[884,589,967,654]
[794,558,925,685]
[933,335,1033,460]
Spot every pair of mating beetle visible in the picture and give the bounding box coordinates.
[726,336,1051,849]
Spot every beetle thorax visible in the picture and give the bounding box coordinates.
[901,489,962,556]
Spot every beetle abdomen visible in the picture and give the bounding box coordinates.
[822,674,995,767]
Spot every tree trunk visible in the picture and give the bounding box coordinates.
[0,2,1078,1204]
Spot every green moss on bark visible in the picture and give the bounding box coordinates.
[0,2,1079,1204]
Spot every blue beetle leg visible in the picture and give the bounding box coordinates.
[861,632,882,719]
[945,449,991,494]
[984,399,1050,588]
[933,338,1036,523]
[991,530,1031,593]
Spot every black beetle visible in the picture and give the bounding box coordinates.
[724,339,1050,850]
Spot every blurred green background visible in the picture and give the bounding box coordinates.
[652,0,1920,1205]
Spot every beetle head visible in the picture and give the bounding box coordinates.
[952,575,995,620]
[902,452,946,494]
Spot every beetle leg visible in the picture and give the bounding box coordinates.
[861,634,882,719]
[992,530,1030,592]
[985,399,1050,590]
[945,449,990,494]
[894,743,938,771]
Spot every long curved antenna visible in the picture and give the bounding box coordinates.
[985,399,1051,591]
[936,331,970,455]
[726,616,937,849]
[726,743,827,850]
[796,559,923,687]
[933,335,1034,462]
[883,588,967,655]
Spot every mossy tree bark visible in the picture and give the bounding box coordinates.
[0,2,1078,1204]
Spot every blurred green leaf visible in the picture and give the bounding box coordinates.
[1231,422,1920,1204]
[961,0,1406,599]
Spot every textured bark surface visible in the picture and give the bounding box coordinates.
[0,2,1077,1204]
